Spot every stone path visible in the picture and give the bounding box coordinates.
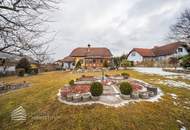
[99,85,122,104]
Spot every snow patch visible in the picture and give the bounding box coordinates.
[133,67,190,80]
[169,93,177,99]
[160,80,190,90]
[133,67,182,76]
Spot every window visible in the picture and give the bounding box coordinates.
[178,48,183,52]
[132,52,136,56]
[93,59,96,63]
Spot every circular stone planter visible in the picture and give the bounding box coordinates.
[91,96,100,101]
[131,92,139,99]
[147,87,158,95]
[121,94,131,100]
[73,94,82,102]
[148,91,155,97]
[66,93,74,101]
[139,92,149,99]
[82,93,91,102]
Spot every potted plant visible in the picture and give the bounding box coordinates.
[90,82,103,100]
[119,82,132,100]
[121,72,130,79]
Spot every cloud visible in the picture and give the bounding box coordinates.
[47,0,190,59]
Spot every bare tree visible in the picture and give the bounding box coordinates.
[169,9,190,51]
[0,0,57,60]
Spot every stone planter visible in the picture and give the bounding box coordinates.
[82,93,91,102]
[66,94,73,101]
[73,94,82,102]
[147,87,158,95]
[91,96,100,101]
[121,94,131,100]
[131,92,139,99]
[148,91,155,97]
[61,96,66,100]
[139,92,149,99]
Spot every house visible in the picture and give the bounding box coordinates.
[127,42,189,66]
[0,52,38,75]
[59,44,113,69]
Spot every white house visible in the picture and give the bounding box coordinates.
[127,42,189,65]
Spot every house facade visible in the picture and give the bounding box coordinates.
[60,45,113,69]
[127,42,189,66]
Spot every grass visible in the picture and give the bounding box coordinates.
[0,70,190,130]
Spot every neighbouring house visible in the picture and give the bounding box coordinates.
[127,42,189,66]
[0,52,38,76]
[59,44,113,69]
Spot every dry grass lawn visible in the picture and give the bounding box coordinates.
[0,70,190,130]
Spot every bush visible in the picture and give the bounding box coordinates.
[16,58,31,73]
[75,60,82,69]
[90,82,103,97]
[119,82,132,95]
[121,72,130,79]
[17,69,25,77]
[34,69,39,74]
[69,80,75,86]
[181,55,190,69]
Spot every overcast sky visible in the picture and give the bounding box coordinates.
[47,0,190,60]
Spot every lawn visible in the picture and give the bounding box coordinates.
[0,70,190,130]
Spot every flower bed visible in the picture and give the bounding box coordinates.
[61,84,90,97]
[58,74,161,106]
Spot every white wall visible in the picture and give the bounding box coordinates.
[174,47,189,57]
[0,66,15,72]
[63,62,75,69]
[156,47,189,61]
[127,51,143,62]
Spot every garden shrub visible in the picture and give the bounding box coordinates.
[90,82,103,97]
[181,55,190,69]
[119,82,132,95]
[121,72,130,79]
[17,68,25,77]
[75,60,82,69]
[69,80,75,86]
[16,58,31,73]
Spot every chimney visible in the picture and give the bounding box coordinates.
[87,44,91,52]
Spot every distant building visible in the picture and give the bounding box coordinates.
[0,52,37,75]
[59,44,113,69]
[127,42,189,66]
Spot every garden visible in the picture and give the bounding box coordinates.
[58,73,162,107]
[0,69,190,130]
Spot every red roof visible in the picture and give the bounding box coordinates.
[133,48,155,57]
[69,47,112,57]
[62,56,75,62]
[129,42,185,57]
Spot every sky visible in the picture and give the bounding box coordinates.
[46,0,190,60]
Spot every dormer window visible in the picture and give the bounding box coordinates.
[177,48,183,52]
